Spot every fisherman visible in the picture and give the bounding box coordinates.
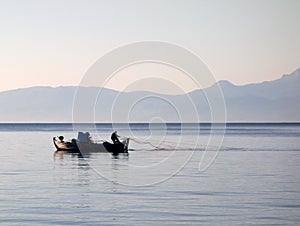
[58,136,64,143]
[111,131,120,144]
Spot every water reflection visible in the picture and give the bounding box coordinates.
[53,150,91,187]
[54,150,88,159]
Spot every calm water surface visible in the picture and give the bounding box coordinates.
[0,123,300,225]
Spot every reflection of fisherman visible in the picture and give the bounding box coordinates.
[111,131,120,144]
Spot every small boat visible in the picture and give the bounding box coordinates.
[53,132,129,155]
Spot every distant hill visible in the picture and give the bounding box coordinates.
[0,68,299,122]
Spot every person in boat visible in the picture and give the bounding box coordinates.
[77,132,92,143]
[111,131,120,144]
[58,136,64,143]
[86,132,92,143]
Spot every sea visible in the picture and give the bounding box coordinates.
[0,123,300,225]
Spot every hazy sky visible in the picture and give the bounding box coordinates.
[0,0,299,93]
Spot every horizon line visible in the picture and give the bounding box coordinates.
[0,76,286,94]
[0,122,299,124]
[1,66,299,94]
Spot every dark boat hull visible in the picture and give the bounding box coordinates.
[53,137,129,154]
[53,137,79,151]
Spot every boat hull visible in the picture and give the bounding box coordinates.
[53,137,79,152]
[53,137,129,154]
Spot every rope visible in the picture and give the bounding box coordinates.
[93,135,242,152]
[121,136,199,150]
[120,136,234,151]
[125,137,164,149]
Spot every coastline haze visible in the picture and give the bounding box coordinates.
[0,67,299,122]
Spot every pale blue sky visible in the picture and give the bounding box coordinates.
[0,0,299,92]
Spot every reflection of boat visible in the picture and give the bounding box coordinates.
[53,132,129,155]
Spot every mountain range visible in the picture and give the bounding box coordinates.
[1,68,299,122]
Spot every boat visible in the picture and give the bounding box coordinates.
[53,132,129,155]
